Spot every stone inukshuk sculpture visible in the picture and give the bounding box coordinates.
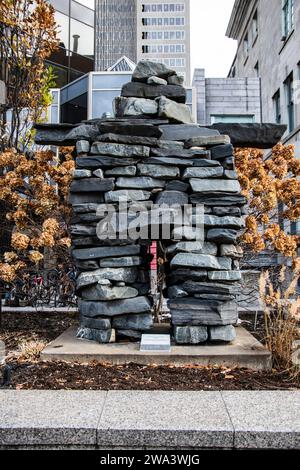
[65,61,247,345]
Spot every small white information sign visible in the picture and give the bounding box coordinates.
[140,334,171,352]
[0,81,6,105]
[0,340,5,365]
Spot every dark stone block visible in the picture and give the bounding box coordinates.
[99,256,142,268]
[80,283,138,301]
[76,156,141,168]
[117,330,142,340]
[209,325,236,342]
[73,244,140,260]
[155,190,188,206]
[210,144,234,160]
[159,124,220,141]
[206,228,238,243]
[189,194,247,206]
[112,313,153,331]
[34,123,100,145]
[77,268,138,289]
[192,158,218,167]
[167,75,184,86]
[137,164,180,179]
[72,237,136,248]
[79,296,152,317]
[75,260,99,271]
[150,147,210,159]
[90,142,150,158]
[169,298,238,326]
[210,123,287,149]
[165,180,189,192]
[147,156,194,167]
[184,135,231,148]
[132,60,177,82]
[121,82,186,103]
[69,192,104,205]
[70,178,115,193]
[182,281,239,295]
[174,326,208,344]
[76,327,114,343]
[116,176,165,189]
[80,316,111,330]
[183,167,223,179]
[99,121,163,138]
[213,207,241,217]
[98,133,159,147]
[168,269,208,285]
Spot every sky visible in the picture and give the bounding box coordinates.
[190,0,237,79]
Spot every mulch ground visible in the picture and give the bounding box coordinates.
[0,311,299,391]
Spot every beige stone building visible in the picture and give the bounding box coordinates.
[227,0,300,152]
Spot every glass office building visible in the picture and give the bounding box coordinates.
[47,0,95,88]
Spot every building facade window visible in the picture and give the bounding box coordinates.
[282,0,294,39]
[210,115,255,124]
[142,17,185,26]
[254,61,259,77]
[142,30,185,40]
[142,3,185,13]
[151,57,185,67]
[273,90,281,124]
[291,221,298,235]
[252,10,258,42]
[142,44,185,54]
[284,73,294,132]
[243,33,249,57]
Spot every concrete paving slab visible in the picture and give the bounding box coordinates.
[221,391,300,449]
[0,390,107,446]
[97,390,233,449]
[41,325,271,370]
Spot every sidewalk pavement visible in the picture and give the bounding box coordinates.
[0,390,299,449]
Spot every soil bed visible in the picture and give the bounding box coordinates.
[0,311,299,391]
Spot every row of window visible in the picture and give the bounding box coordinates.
[273,72,295,133]
[243,10,258,57]
[282,0,294,39]
[142,3,185,12]
[142,30,185,40]
[142,17,185,26]
[243,1,294,58]
[142,44,185,54]
[150,57,185,67]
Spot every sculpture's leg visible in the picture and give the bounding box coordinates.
[164,133,246,344]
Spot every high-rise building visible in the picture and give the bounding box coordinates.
[47,0,95,88]
[95,0,191,84]
[95,0,137,71]
[226,0,300,152]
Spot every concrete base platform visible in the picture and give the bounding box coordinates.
[41,325,272,370]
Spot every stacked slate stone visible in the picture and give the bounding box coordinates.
[68,60,246,345]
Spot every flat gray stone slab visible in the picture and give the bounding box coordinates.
[98,391,233,448]
[0,390,106,446]
[41,326,271,370]
[222,391,300,449]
